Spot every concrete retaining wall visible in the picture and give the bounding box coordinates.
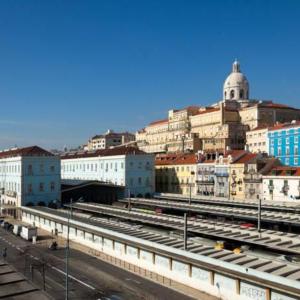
[22,209,299,300]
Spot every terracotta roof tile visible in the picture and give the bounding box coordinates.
[266,166,300,176]
[269,121,300,131]
[258,102,297,109]
[232,153,258,164]
[0,146,54,159]
[148,119,168,126]
[155,153,197,166]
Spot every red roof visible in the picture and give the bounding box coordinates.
[148,119,168,126]
[61,146,147,160]
[232,153,258,164]
[0,146,54,159]
[267,166,300,176]
[258,102,297,109]
[155,153,197,166]
[269,121,300,131]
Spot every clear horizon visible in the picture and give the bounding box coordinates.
[1,0,300,150]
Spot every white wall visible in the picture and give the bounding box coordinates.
[0,156,60,206]
[61,153,155,196]
[263,176,300,201]
[21,209,299,300]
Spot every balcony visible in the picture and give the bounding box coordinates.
[196,180,215,185]
[244,178,262,184]
[5,191,17,198]
[197,170,215,175]
[215,172,229,177]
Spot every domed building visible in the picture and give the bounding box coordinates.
[223,60,249,102]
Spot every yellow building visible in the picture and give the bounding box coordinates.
[155,153,197,196]
[229,153,260,200]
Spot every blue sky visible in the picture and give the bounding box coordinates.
[0,0,300,149]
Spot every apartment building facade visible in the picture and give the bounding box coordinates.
[87,130,135,150]
[61,146,155,197]
[268,121,300,166]
[155,153,197,196]
[262,166,300,201]
[0,146,61,207]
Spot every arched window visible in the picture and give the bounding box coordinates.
[230,90,235,99]
[239,89,244,99]
[224,91,227,99]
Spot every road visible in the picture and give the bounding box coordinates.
[0,227,196,300]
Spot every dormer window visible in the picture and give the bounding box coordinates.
[239,89,244,99]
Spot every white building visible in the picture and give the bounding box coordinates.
[246,126,269,153]
[61,146,154,197]
[262,166,300,201]
[0,146,61,207]
[223,60,249,102]
[87,130,135,150]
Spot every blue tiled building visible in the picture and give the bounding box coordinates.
[268,121,300,166]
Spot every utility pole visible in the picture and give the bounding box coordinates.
[128,189,131,212]
[183,213,187,250]
[257,196,261,233]
[65,198,73,300]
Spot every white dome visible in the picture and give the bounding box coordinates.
[223,60,249,101]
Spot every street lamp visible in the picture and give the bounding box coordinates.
[189,171,195,205]
[65,198,73,300]
[65,197,83,300]
[257,195,261,233]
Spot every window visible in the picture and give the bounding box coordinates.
[286,147,290,155]
[295,146,298,155]
[50,165,55,172]
[295,136,299,143]
[28,165,33,175]
[138,177,142,185]
[230,90,235,99]
[239,89,244,99]
[40,164,44,173]
[50,182,55,191]
[39,183,44,192]
[278,148,282,156]
[278,139,282,145]
[286,137,289,145]
[28,184,32,194]
[295,158,299,165]
[285,158,289,165]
